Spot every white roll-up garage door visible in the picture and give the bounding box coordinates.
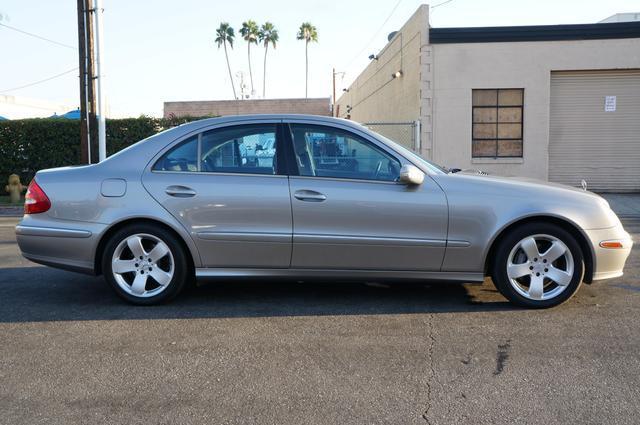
[549,70,640,192]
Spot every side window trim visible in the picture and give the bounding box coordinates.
[281,123,300,176]
[275,120,289,176]
[285,122,402,183]
[196,133,202,172]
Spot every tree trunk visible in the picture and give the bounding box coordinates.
[305,40,309,98]
[263,43,268,98]
[247,42,254,95]
[224,42,237,99]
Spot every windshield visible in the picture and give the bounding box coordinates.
[368,131,448,174]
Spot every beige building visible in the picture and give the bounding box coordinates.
[164,97,331,118]
[336,5,640,192]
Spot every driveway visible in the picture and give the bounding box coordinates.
[0,216,639,424]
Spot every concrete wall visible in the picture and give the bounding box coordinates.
[164,98,331,118]
[336,5,433,157]
[432,38,640,179]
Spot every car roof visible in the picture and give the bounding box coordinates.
[102,114,369,167]
[173,114,364,133]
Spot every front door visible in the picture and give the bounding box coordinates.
[285,122,448,271]
[142,122,292,268]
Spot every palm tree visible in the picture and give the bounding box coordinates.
[296,22,318,98]
[258,22,279,98]
[215,22,237,99]
[239,20,259,95]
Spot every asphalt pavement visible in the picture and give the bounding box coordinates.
[0,216,639,424]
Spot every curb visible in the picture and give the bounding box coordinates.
[620,215,640,221]
[0,207,23,217]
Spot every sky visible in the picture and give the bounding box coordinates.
[1,0,638,117]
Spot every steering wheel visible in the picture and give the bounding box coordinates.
[373,160,383,180]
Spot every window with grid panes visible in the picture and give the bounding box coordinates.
[472,89,523,158]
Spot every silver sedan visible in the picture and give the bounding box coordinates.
[15,114,633,307]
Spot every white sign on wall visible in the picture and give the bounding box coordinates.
[605,96,617,112]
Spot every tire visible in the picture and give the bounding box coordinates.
[102,223,191,305]
[491,222,584,308]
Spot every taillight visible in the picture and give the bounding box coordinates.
[24,180,51,214]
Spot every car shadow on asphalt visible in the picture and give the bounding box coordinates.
[0,266,518,323]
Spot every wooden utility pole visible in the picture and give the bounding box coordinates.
[332,69,346,117]
[76,0,98,164]
[76,0,88,164]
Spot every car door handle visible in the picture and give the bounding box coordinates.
[294,190,327,202]
[165,185,196,198]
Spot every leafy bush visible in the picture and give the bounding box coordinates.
[0,116,208,184]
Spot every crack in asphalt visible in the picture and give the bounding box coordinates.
[611,283,640,293]
[422,313,437,424]
[494,339,511,376]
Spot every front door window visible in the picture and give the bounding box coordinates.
[288,124,401,182]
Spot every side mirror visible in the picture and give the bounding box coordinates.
[399,164,425,185]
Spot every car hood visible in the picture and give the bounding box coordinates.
[456,170,602,199]
[433,171,620,230]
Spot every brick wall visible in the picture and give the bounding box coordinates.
[164,98,331,118]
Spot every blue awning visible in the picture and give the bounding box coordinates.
[50,110,81,120]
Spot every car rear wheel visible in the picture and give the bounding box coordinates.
[102,223,190,305]
[492,222,584,308]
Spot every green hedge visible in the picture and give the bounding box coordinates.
[0,115,207,185]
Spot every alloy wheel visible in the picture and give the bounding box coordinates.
[111,233,175,298]
[506,234,574,301]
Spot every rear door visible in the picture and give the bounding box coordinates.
[142,121,293,268]
[285,121,448,271]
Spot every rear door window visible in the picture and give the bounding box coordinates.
[154,124,278,175]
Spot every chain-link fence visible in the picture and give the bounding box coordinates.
[363,121,420,153]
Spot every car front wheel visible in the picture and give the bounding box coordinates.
[492,222,584,308]
[102,223,190,305]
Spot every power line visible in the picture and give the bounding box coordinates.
[0,22,76,50]
[0,67,79,94]
[343,0,403,71]
[431,0,455,9]
[349,75,396,111]
[429,0,456,26]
